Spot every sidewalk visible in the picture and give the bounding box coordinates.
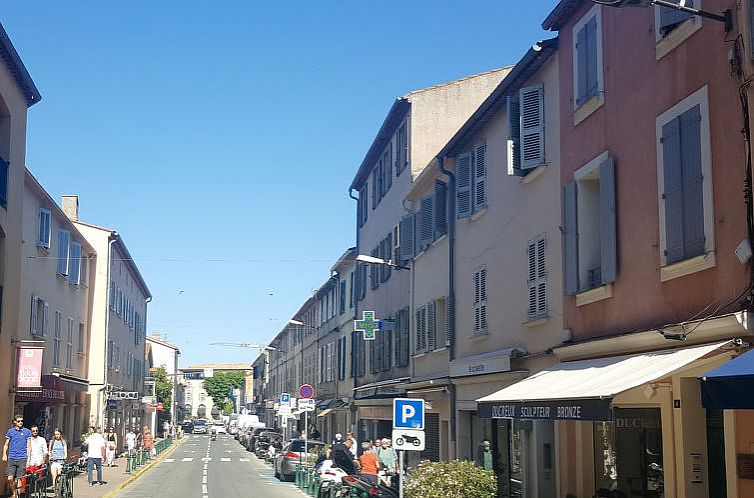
[72,437,185,498]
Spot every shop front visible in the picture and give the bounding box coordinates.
[477,341,740,498]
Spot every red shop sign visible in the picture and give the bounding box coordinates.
[16,346,43,389]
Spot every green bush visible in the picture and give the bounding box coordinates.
[404,460,497,498]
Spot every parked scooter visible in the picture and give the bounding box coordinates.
[317,461,348,498]
[338,474,399,498]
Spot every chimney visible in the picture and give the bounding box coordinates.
[61,195,79,221]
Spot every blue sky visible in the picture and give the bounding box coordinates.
[2,1,557,367]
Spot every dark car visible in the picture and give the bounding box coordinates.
[274,439,326,481]
[181,421,194,434]
[246,427,269,452]
[255,431,282,458]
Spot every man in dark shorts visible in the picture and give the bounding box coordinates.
[2,416,31,498]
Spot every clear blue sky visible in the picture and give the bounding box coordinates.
[3,1,557,367]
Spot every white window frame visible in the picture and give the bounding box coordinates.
[38,208,51,249]
[572,3,604,125]
[656,85,714,281]
[654,1,702,59]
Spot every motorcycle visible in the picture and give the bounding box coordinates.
[338,474,399,498]
[394,434,421,447]
[210,429,217,441]
[317,461,348,498]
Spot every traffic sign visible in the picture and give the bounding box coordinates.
[393,398,424,430]
[281,392,291,405]
[299,399,315,411]
[299,384,314,399]
[392,429,425,451]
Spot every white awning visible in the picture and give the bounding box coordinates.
[476,341,730,420]
[317,408,335,418]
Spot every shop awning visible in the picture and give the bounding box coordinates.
[477,341,729,421]
[316,399,333,409]
[701,348,754,409]
[317,408,335,418]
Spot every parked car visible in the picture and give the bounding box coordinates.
[192,419,208,434]
[246,426,269,452]
[274,439,326,481]
[211,421,226,434]
[181,421,194,434]
[255,431,282,459]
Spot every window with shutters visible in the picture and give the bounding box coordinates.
[654,1,702,58]
[30,294,48,337]
[349,271,355,308]
[384,145,393,192]
[66,318,74,370]
[473,267,488,336]
[370,246,380,290]
[56,229,71,276]
[54,311,62,367]
[69,241,82,285]
[656,87,714,280]
[339,280,346,315]
[456,143,487,218]
[572,5,604,118]
[358,186,368,227]
[394,307,410,367]
[78,323,85,354]
[563,152,617,299]
[415,306,427,353]
[436,297,448,348]
[527,236,548,321]
[396,122,408,176]
[38,208,51,249]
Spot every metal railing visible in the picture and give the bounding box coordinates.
[126,437,173,474]
[294,464,344,498]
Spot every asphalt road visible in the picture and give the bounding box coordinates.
[114,434,307,498]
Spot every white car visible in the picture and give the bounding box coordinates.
[212,422,227,434]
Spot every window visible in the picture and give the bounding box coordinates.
[473,267,487,336]
[394,307,410,367]
[78,323,85,353]
[384,145,393,192]
[109,281,116,310]
[38,209,51,248]
[66,317,74,369]
[53,311,62,367]
[563,153,617,296]
[370,246,380,290]
[29,295,48,337]
[56,229,70,276]
[0,155,7,209]
[456,143,486,218]
[358,186,368,227]
[572,5,603,116]
[80,256,87,285]
[656,87,714,279]
[371,169,378,210]
[396,122,408,176]
[339,280,346,315]
[527,236,548,321]
[349,271,355,309]
[69,241,81,285]
[656,0,696,39]
[415,306,427,352]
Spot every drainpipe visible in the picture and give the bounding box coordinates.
[348,188,360,431]
[144,295,152,433]
[438,156,458,454]
[101,234,118,428]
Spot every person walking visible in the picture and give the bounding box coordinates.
[105,427,118,467]
[142,427,154,457]
[346,432,358,459]
[84,427,106,486]
[358,442,380,485]
[162,421,170,440]
[48,428,67,488]
[332,439,357,475]
[26,424,48,469]
[377,438,397,485]
[3,415,31,498]
[125,428,137,457]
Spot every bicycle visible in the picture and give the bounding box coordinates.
[53,463,75,498]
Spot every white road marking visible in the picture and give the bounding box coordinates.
[182,458,194,462]
[202,476,207,484]
[203,469,207,475]
[239,458,250,462]
[164,459,175,463]
[202,457,212,461]
[220,458,231,462]
[202,485,208,494]
[225,450,232,453]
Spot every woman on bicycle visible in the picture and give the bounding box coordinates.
[48,428,67,486]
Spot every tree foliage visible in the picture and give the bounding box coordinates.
[404,460,497,498]
[202,370,245,406]
[154,365,173,426]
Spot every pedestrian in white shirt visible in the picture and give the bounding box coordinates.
[84,427,106,486]
[346,432,358,458]
[26,425,48,468]
[125,428,137,456]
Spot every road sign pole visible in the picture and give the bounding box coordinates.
[399,450,404,498]
[304,410,308,458]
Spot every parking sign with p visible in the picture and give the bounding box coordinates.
[393,398,424,430]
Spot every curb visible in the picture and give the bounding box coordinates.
[100,438,188,498]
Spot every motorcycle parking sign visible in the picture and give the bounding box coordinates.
[391,429,425,451]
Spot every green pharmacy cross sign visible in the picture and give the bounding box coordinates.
[355,311,381,341]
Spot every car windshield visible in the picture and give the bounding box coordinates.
[194,421,206,426]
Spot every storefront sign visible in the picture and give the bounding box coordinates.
[737,454,754,480]
[16,375,65,404]
[16,346,43,389]
[477,398,613,421]
[450,353,512,378]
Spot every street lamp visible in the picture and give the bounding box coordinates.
[591,0,732,31]
[355,254,410,270]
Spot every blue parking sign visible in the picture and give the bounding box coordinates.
[281,392,290,404]
[393,398,424,430]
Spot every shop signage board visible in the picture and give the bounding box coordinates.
[393,398,424,430]
[109,391,139,400]
[477,398,613,421]
[16,346,43,390]
[392,429,425,451]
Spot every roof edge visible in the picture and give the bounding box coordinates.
[0,23,41,107]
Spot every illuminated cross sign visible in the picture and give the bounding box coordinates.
[355,311,381,341]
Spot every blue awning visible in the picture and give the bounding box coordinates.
[701,349,754,409]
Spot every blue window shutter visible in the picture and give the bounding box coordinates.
[599,157,617,284]
[576,24,589,105]
[399,213,415,261]
[434,180,447,238]
[520,85,545,170]
[680,104,705,259]
[473,143,487,211]
[563,181,579,295]
[507,96,523,176]
[385,144,393,191]
[456,152,472,218]
[586,16,599,101]
[57,230,70,275]
[662,115,685,264]
[371,170,378,209]
[419,195,434,251]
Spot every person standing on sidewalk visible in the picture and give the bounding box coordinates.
[26,425,48,469]
[48,429,67,487]
[84,428,106,486]
[142,427,154,457]
[125,428,137,457]
[105,428,117,467]
[3,416,31,498]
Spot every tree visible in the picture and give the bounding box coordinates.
[154,365,172,427]
[202,370,245,408]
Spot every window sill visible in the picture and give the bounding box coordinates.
[523,316,550,328]
[521,165,547,184]
[656,18,701,61]
[37,244,50,253]
[660,251,716,282]
[573,93,604,126]
[470,208,487,222]
[576,284,613,307]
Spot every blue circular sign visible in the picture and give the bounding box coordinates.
[299,384,314,399]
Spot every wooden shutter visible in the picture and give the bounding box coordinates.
[473,143,487,211]
[445,296,453,347]
[30,294,38,336]
[371,170,378,209]
[576,23,589,105]
[434,180,447,238]
[599,157,617,284]
[385,144,393,190]
[399,213,415,261]
[70,242,81,285]
[507,96,523,176]
[419,195,434,251]
[384,233,392,281]
[456,152,472,218]
[427,301,437,351]
[563,181,579,295]
[537,238,547,317]
[680,105,705,259]
[662,115,685,264]
[586,16,599,101]
[57,230,70,275]
[382,328,392,371]
[370,246,380,289]
[520,85,545,170]
[43,301,49,337]
[528,241,538,319]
